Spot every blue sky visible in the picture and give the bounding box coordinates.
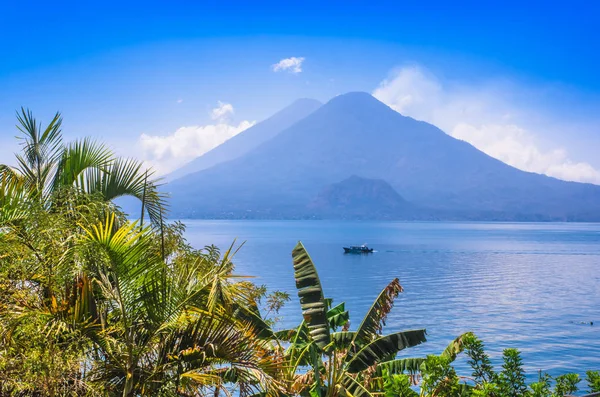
[1,1,599,179]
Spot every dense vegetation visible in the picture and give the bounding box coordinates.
[0,110,598,396]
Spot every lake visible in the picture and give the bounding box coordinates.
[182,220,600,380]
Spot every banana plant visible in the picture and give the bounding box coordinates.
[279,242,427,397]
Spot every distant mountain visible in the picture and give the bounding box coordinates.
[166,98,322,181]
[309,175,415,219]
[167,92,600,220]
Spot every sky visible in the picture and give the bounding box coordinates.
[1,1,599,180]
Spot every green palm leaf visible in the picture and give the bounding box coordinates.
[86,158,167,225]
[14,108,63,199]
[292,241,331,350]
[169,312,284,396]
[51,137,113,191]
[231,303,274,339]
[72,273,99,324]
[0,172,28,225]
[83,214,161,325]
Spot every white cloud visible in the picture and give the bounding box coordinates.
[211,101,234,121]
[138,102,254,175]
[373,66,600,185]
[272,57,305,74]
[177,99,183,104]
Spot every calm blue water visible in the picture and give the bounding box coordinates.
[182,220,600,380]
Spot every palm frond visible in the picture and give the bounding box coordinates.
[51,137,113,191]
[167,311,284,397]
[14,108,63,199]
[0,172,28,225]
[86,158,167,225]
[82,213,162,328]
[72,273,99,324]
[370,333,472,379]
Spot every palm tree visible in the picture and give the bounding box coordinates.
[1,194,282,396]
[277,242,428,397]
[0,188,118,395]
[0,108,165,225]
[60,214,281,396]
[0,113,285,395]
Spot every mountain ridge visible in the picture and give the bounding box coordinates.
[166,92,600,221]
[308,175,416,219]
[166,98,322,181]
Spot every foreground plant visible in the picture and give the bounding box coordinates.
[0,108,165,226]
[276,241,427,397]
[0,197,285,396]
[379,332,600,397]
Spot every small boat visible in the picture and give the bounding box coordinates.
[343,244,374,254]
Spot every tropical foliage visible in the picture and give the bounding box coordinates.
[1,110,599,397]
[0,110,286,396]
[274,242,427,397]
[0,108,165,225]
[0,185,287,396]
[379,333,600,397]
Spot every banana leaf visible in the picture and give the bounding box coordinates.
[346,329,427,373]
[353,278,403,345]
[292,241,330,350]
[375,357,426,376]
[441,332,473,361]
[329,331,358,352]
[328,302,350,330]
[341,373,375,397]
